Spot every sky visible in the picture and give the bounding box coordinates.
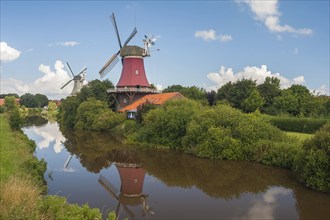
[1,0,329,99]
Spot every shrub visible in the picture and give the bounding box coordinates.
[9,107,23,130]
[58,96,80,128]
[39,196,103,220]
[75,98,108,130]
[131,99,202,149]
[266,115,328,133]
[183,104,286,161]
[92,110,125,131]
[196,126,241,160]
[294,122,330,192]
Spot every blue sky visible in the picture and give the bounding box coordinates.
[1,0,329,99]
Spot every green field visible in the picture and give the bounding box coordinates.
[285,131,314,142]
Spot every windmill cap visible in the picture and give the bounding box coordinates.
[120,45,144,57]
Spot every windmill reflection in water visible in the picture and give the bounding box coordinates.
[98,150,155,219]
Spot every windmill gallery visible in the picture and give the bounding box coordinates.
[61,13,178,116]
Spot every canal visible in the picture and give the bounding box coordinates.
[23,117,330,219]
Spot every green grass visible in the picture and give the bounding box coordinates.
[0,114,33,180]
[285,131,314,142]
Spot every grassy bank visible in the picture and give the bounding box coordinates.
[0,114,114,219]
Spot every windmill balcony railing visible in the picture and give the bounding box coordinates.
[107,87,161,94]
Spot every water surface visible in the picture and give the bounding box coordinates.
[23,118,330,219]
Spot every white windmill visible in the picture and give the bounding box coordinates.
[142,35,157,57]
[61,62,87,96]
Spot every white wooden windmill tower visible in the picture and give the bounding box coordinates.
[61,62,87,96]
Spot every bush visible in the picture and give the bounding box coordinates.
[58,96,80,128]
[183,105,286,161]
[39,196,103,220]
[75,98,108,130]
[92,110,125,131]
[130,99,202,149]
[294,122,330,192]
[9,108,23,130]
[266,115,328,133]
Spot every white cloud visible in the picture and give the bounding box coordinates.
[242,0,312,35]
[31,123,66,153]
[244,187,291,220]
[49,41,80,47]
[311,85,329,96]
[1,78,29,94]
[292,76,305,84]
[1,60,82,99]
[219,34,233,42]
[195,29,233,42]
[207,64,305,90]
[0,42,21,62]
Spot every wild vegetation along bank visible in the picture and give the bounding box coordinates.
[57,86,330,193]
[0,114,116,219]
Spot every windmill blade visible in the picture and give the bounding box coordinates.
[99,52,120,78]
[123,27,137,46]
[110,13,122,49]
[77,67,87,76]
[64,154,74,168]
[99,174,119,195]
[66,62,75,78]
[98,174,135,218]
[61,79,73,89]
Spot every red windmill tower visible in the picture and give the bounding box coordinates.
[99,13,159,111]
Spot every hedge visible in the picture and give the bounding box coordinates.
[265,116,328,134]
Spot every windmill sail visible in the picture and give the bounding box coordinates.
[99,12,138,79]
[61,62,87,96]
[99,53,120,78]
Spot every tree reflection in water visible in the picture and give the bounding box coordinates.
[56,126,330,219]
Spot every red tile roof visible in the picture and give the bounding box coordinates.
[119,92,185,112]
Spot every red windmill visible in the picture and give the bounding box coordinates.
[99,13,159,110]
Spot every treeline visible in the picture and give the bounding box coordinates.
[163,77,330,118]
[1,93,49,108]
[127,99,330,193]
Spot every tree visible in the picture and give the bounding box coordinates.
[20,93,38,108]
[242,89,265,113]
[135,101,158,124]
[274,84,313,116]
[273,89,299,116]
[77,79,115,108]
[48,101,58,112]
[58,96,80,128]
[92,110,125,131]
[35,93,48,108]
[75,98,108,130]
[216,82,234,102]
[163,85,207,102]
[206,90,217,106]
[257,77,281,113]
[4,96,18,111]
[216,79,257,110]
[0,93,19,98]
[9,107,22,130]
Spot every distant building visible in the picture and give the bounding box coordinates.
[0,98,20,106]
[119,92,185,119]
